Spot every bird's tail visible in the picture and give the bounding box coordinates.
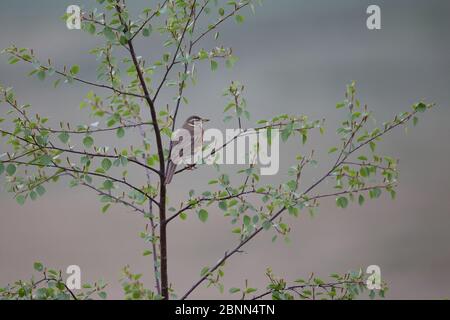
[165,160,177,185]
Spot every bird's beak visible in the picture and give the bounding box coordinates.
[202,118,210,123]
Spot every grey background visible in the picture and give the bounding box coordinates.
[0,0,449,299]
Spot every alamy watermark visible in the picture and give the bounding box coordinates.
[366,265,382,290]
[170,126,280,176]
[66,265,81,290]
[67,4,381,31]
[66,5,81,30]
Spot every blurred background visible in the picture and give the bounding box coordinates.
[0,0,449,299]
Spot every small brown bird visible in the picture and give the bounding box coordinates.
[165,115,209,185]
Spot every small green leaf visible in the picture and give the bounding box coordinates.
[415,102,427,113]
[0,163,4,175]
[281,122,294,142]
[30,191,37,201]
[235,15,245,24]
[103,27,115,41]
[142,26,152,37]
[200,267,209,276]
[232,227,241,234]
[87,23,96,35]
[83,136,94,148]
[37,70,46,81]
[218,201,227,211]
[119,35,128,46]
[101,203,111,213]
[58,132,70,144]
[6,164,16,176]
[370,188,382,199]
[336,196,348,209]
[70,65,80,75]
[229,287,240,294]
[103,180,113,190]
[143,250,152,256]
[16,195,26,205]
[102,158,112,171]
[116,127,125,138]
[34,262,44,272]
[360,167,370,178]
[243,215,251,226]
[198,209,208,223]
[358,194,365,206]
[328,147,338,154]
[210,60,218,71]
[246,288,257,294]
[98,291,107,299]
[262,221,271,230]
[390,189,397,200]
[36,185,46,196]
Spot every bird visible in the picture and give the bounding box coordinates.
[165,115,209,185]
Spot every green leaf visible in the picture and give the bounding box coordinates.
[38,154,52,166]
[218,201,227,211]
[101,158,112,171]
[103,27,115,41]
[34,262,44,272]
[36,185,46,196]
[0,163,4,175]
[415,102,427,113]
[30,191,37,201]
[370,188,382,199]
[390,189,397,200]
[87,23,96,35]
[116,127,125,138]
[235,15,245,24]
[83,136,94,148]
[243,215,251,226]
[262,220,271,230]
[6,164,16,176]
[246,288,257,294]
[143,250,152,256]
[70,65,80,75]
[225,55,239,69]
[142,26,152,37]
[328,147,338,154]
[101,204,110,213]
[37,70,46,81]
[210,60,218,71]
[358,194,365,206]
[16,195,26,205]
[360,167,370,178]
[58,132,70,144]
[98,291,107,299]
[281,123,294,142]
[200,267,209,276]
[229,287,240,294]
[198,209,208,223]
[336,196,348,209]
[119,35,128,46]
[103,180,113,190]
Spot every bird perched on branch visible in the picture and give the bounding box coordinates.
[165,115,210,185]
